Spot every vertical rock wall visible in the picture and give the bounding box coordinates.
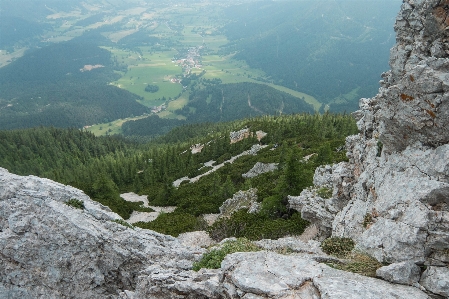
[291,0,449,268]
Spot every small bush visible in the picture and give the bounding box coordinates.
[113,219,134,229]
[192,238,260,271]
[65,198,85,210]
[321,237,355,257]
[317,187,332,199]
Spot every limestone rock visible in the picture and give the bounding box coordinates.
[220,251,430,299]
[219,188,259,217]
[177,231,216,249]
[290,0,449,273]
[254,237,324,255]
[0,168,198,299]
[288,162,353,237]
[230,128,250,144]
[420,266,449,297]
[376,261,421,286]
[242,162,278,178]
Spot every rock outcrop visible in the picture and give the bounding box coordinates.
[242,162,278,178]
[0,167,432,299]
[289,0,449,295]
[0,168,200,298]
[219,188,260,217]
[128,247,431,299]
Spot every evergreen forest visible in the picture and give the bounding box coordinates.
[0,113,357,239]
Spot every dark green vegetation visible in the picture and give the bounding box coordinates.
[0,16,49,49]
[0,42,149,129]
[145,84,160,93]
[192,238,261,271]
[181,83,314,122]
[0,113,357,238]
[222,0,400,112]
[121,82,314,139]
[135,213,207,237]
[65,198,85,210]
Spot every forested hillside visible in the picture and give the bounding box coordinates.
[0,113,357,239]
[222,0,401,111]
[0,42,149,129]
[121,82,314,138]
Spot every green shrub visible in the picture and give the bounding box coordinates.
[321,237,355,257]
[192,238,260,271]
[65,198,85,210]
[113,219,134,229]
[134,212,207,237]
[208,210,309,241]
[317,187,332,199]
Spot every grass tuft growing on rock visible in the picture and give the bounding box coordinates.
[317,187,332,199]
[65,198,85,210]
[192,238,261,271]
[325,252,383,277]
[321,237,355,257]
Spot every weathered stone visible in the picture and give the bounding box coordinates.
[0,168,198,299]
[289,5,449,293]
[219,188,259,217]
[420,266,449,297]
[314,265,430,299]
[177,231,216,249]
[376,261,421,285]
[242,162,278,178]
[289,162,353,237]
[254,237,324,255]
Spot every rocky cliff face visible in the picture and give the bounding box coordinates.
[290,0,449,295]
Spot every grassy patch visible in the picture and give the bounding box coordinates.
[321,237,355,257]
[192,238,261,271]
[326,252,383,277]
[317,187,332,199]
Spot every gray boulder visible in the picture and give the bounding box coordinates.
[242,162,278,178]
[420,266,449,297]
[376,261,421,286]
[0,168,198,299]
[219,188,259,217]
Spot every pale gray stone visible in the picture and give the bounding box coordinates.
[314,265,430,299]
[219,188,259,217]
[177,231,216,249]
[376,261,421,285]
[420,266,449,297]
[242,162,278,178]
[0,168,199,299]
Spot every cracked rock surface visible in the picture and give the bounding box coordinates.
[290,0,449,272]
[0,168,200,299]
